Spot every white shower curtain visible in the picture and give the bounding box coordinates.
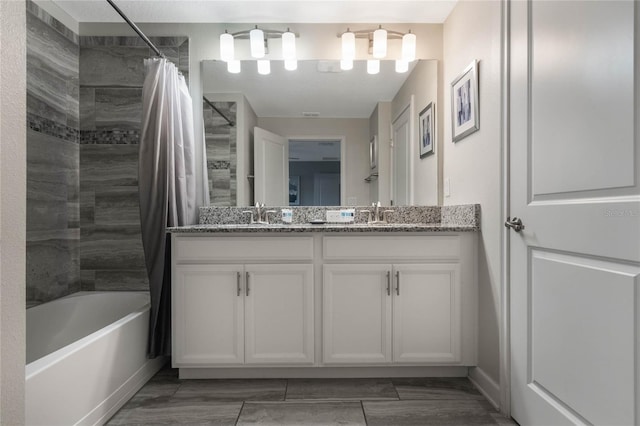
[139,58,197,357]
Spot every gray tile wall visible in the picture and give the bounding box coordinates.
[203,101,237,206]
[26,0,80,307]
[79,36,189,293]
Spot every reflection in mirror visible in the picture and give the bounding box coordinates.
[202,59,438,207]
[289,139,341,206]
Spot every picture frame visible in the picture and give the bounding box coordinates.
[419,102,435,158]
[289,176,300,205]
[451,60,479,142]
[369,135,378,170]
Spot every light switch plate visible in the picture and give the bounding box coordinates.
[444,178,451,197]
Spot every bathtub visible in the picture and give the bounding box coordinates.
[26,292,166,426]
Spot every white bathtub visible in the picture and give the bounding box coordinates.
[26,291,166,426]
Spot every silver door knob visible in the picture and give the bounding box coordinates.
[505,217,525,232]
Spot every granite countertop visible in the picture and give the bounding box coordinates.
[167,223,478,233]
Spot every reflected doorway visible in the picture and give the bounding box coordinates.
[288,139,342,206]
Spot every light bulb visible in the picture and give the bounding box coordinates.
[373,27,387,59]
[227,59,241,74]
[284,59,297,71]
[340,59,353,71]
[395,59,409,73]
[367,59,380,75]
[282,30,296,60]
[402,32,416,62]
[341,31,355,61]
[219,32,234,62]
[250,27,265,58]
[257,59,270,75]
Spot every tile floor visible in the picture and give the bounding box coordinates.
[107,366,518,425]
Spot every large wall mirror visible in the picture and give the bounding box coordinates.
[202,58,439,207]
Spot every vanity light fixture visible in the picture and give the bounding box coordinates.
[367,59,380,75]
[339,26,417,73]
[219,26,299,73]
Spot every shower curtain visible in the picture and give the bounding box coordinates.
[139,58,197,357]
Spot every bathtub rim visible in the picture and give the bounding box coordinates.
[26,291,151,380]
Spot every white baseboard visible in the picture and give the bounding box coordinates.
[180,366,469,379]
[80,356,167,426]
[468,366,500,409]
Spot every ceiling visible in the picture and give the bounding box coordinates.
[202,59,422,118]
[53,0,457,24]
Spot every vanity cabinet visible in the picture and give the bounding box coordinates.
[172,236,315,367]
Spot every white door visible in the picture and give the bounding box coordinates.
[510,2,640,425]
[173,265,244,366]
[323,264,392,364]
[244,264,314,364]
[391,104,411,206]
[314,173,340,205]
[392,264,461,364]
[254,127,288,205]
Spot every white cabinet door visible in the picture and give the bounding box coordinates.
[244,264,314,364]
[173,265,244,366]
[323,264,393,364]
[392,263,461,363]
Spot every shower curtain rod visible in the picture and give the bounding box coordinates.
[106,0,166,59]
[203,96,235,127]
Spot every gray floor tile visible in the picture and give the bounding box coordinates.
[392,377,485,400]
[363,400,500,426]
[490,412,519,425]
[107,396,241,425]
[237,401,366,426]
[286,378,398,401]
[174,379,287,401]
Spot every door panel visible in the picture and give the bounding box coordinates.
[173,265,244,365]
[244,264,314,364]
[254,127,288,205]
[323,264,392,364]
[392,105,411,206]
[510,1,640,425]
[392,264,461,363]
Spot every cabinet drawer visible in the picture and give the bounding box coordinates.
[174,236,314,263]
[323,235,461,261]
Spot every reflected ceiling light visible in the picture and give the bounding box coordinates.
[219,30,234,62]
[284,59,297,71]
[257,59,270,75]
[402,31,416,62]
[250,26,265,58]
[227,59,241,74]
[341,30,355,61]
[367,59,380,75]
[282,29,296,60]
[395,59,408,73]
[340,59,353,71]
[372,26,387,59]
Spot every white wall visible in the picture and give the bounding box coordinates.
[257,117,370,206]
[0,0,27,423]
[391,60,439,206]
[368,102,391,205]
[443,0,503,405]
[79,22,443,208]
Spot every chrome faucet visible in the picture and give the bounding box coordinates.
[242,202,276,224]
[362,201,393,224]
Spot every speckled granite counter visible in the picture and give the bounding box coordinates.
[168,204,480,233]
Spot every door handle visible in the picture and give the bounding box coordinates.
[395,271,400,296]
[237,272,241,296]
[505,217,525,232]
[246,272,250,296]
[386,271,391,296]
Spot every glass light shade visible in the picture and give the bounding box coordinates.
[395,59,409,73]
[340,59,353,71]
[373,28,387,59]
[402,32,417,62]
[282,31,296,60]
[257,59,270,75]
[227,59,241,73]
[367,59,380,74]
[341,31,355,60]
[250,28,265,58]
[219,32,234,62]
[284,59,297,71]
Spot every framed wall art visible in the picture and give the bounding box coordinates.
[451,60,479,142]
[419,102,435,158]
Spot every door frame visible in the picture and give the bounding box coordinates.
[390,97,415,206]
[286,136,346,205]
